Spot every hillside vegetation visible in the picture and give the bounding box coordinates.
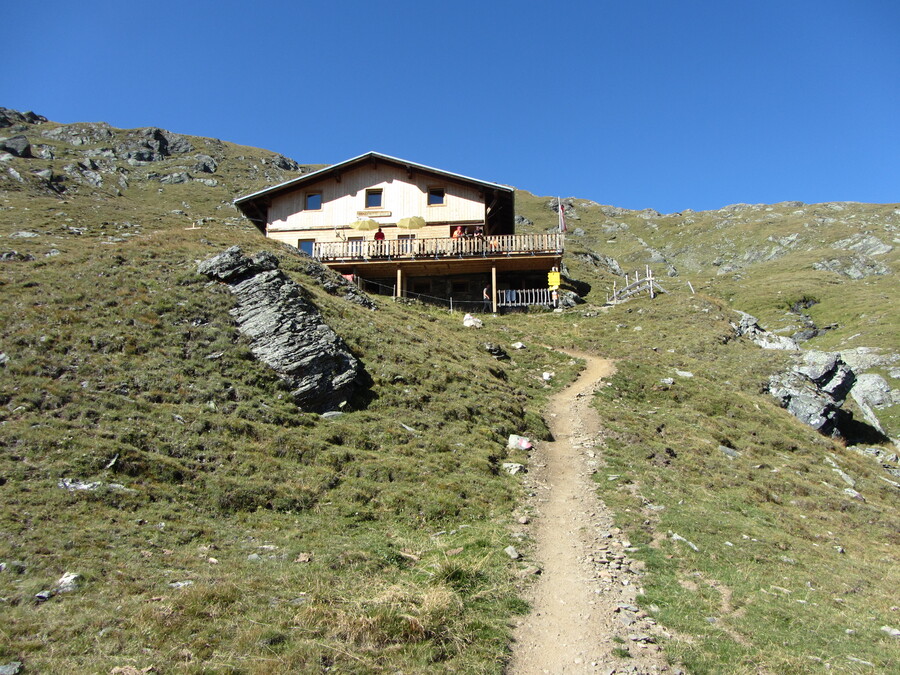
[1,110,898,673]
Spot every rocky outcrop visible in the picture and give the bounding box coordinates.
[732,311,799,351]
[198,247,363,412]
[768,351,856,438]
[813,255,890,279]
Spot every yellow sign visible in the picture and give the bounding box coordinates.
[547,271,561,287]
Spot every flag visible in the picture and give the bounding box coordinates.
[557,198,567,233]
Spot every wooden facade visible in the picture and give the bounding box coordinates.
[235,152,563,311]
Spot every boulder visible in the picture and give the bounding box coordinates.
[193,154,218,173]
[198,247,363,412]
[768,352,856,438]
[271,154,300,171]
[0,106,47,127]
[851,374,897,409]
[0,135,32,158]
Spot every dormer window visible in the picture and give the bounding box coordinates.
[428,187,445,206]
[365,189,383,209]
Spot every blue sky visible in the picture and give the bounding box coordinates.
[4,0,898,213]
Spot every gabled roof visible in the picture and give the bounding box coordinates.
[235,151,514,213]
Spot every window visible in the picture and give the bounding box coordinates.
[297,239,315,256]
[428,187,445,205]
[305,192,322,210]
[365,189,383,209]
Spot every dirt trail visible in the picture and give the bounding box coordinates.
[507,351,672,674]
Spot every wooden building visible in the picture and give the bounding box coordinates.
[235,152,563,311]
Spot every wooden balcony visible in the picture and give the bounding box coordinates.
[314,232,564,264]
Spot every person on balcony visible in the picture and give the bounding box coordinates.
[373,227,385,257]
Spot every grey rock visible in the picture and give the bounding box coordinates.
[169,580,195,588]
[8,231,39,238]
[199,247,363,412]
[514,215,534,226]
[115,127,193,163]
[271,154,300,171]
[769,370,850,437]
[733,311,799,351]
[159,172,191,184]
[0,106,48,127]
[719,445,741,459]
[504,545,521,559]
[193,154,218,173]
[56,572,81,593]
[0,135,32,158]
[833,234,893,257]
[0,661,23,675]
[851,373,895,409]
[576,251,624,276]
[795,351,855,399]
[1,251,34,262]
[291,257,377,310]
[484,342,509,360]
[42,122,113,145]
[502,463,526,475]
[813,255,890,279]
[840,347,899,372]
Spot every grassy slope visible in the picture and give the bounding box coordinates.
[1,116,898,672]
[0,121,581,672]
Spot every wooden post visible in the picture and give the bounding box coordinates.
[396,268,402,299]
[491,266,498,313]
[649,267,655,299]
[687,281,695,294]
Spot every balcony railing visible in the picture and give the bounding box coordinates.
[314,232,564,262]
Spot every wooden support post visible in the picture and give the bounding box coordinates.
[491,266,498,313]
[396,268,402,299]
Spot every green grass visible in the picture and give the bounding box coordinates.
[517,297,900,673]
[1,114,898,672]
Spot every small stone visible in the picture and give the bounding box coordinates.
[504,545,521,560]
[168,580,194,589]
[56,572,81,593]
[881,625,900,638]
[0,662,23,675]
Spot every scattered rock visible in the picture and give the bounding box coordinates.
[502,463,526,475]
[675,370,693,378]
[463,313,483,328]
[670,532,699,551]
[56,572,81,593]
[0,662,23,675]
[732,311,799,351]
[484,342,509,360]
[504,545,521,559]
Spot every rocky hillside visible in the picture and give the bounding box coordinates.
[1,108,898,673]
[513,192,899,441]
